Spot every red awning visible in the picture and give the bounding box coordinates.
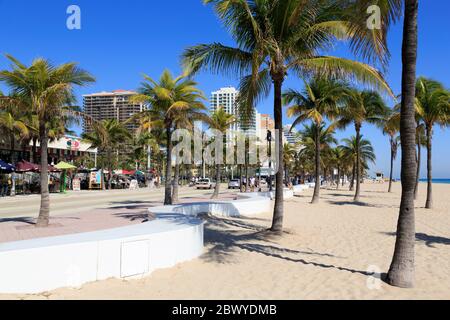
[15,160,40,172]
[16,160,60,173]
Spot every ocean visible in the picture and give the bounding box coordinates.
[419,179,450,184]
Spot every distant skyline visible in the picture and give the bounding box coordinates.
[0,1,449,177]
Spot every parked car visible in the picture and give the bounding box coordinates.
[196,178,216,190]
[228,179,240,189]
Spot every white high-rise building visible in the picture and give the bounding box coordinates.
[210,86,260,138]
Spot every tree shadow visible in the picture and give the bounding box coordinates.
[107,200,160,210]
[0,217,36,225]
[202,216,370,276]
[113,212,153,222]
[382,232,450,248]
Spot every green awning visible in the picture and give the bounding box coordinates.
[55,161,77,170]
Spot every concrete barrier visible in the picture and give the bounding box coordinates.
[0,215,204,294]
[0,193,271,294]
[150,193,273,218]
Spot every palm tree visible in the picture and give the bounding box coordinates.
[82,119,131,189]
[283,143,297,185]
[0,55,95,227]
[341,135,376,192]
[414,77,450,209]
[300,122,337,202]
[383,111,401,193]
[386,0,419,289]
[414,123,427,199]
[0,110,29,156]
[208,107,236,199]
[329,146,346,190]
[131,70,206,205]
[338,89,389,201]
[182,0,395,232]
[285,77,346,203]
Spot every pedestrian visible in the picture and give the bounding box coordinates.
[250,176,256,192]
[0,174,8,197]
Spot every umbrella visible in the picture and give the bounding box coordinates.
[55,161,77,170]
[16,160,59,173]
[55,162,76,193]
[15,160,39,172]
[0,160,15,173]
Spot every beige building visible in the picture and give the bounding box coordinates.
[82,90,145,134]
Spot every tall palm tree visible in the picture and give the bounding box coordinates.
[183,0,395,232]
[300,122,337,202]
[383,111,400,193]
[338,89,389,201]
[0,55,95,227]
[341,135,376,191]
[285,77,346,203]
[131,70,206,205]
[414,77,450,209]
[208,107,236,199]
[82,119,131,189]
[387,0,419,289]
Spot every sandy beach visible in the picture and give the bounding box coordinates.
[2,182,449,300]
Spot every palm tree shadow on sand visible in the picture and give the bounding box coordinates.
[381,232,450,248]
[202,216,372,277]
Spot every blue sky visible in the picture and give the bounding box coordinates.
[0,0,449,178]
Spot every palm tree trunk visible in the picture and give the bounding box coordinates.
[239,164,244,193]
[212,164,221,199]
[386,0,418,289]
[164,125,173,205]
[311,123,320,204]
[9,134,16,196]
[36,122,50,227]
[349,162,355,191]
[172,163,180,203]
[270,77,285,232]
[388,139,394,193]
[414,131,421,199]
[425,124,433,209]
[31,137,37,163]
[336,167,340,190]
[354,124,361,202]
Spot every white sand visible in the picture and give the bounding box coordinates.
[2,182,449,300]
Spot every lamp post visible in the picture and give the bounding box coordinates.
[267,128,273,192]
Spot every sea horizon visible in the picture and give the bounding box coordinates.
[419,179,450,184]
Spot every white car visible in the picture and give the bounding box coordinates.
[228,179,240,189]
[196,178,216,190]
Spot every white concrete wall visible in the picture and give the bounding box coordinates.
[0,215,204,294]
[0,193,271,294]
[150,193,273,218]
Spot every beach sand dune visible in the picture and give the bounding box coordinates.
[2,182,449,300]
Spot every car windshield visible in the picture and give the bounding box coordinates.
[230,180,239,183]
[199,179,209,183]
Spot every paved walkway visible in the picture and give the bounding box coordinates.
[0,186,238,244]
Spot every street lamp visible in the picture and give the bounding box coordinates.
[267,128,273,192]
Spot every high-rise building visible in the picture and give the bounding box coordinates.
[283,124,299,146]
[82,90,145,134]
[210,87,260,138]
